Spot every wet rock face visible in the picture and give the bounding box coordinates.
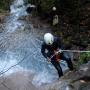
[0,13,9,32]
[26,4,36,14]
[69,61,90,90]
[47,61,90,90]
[79,61,90,76]
[0,12,9,23]
[64,61,90,80]
[26,7,33,14]
[0,14,5,23]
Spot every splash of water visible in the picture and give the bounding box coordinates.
[4,0,27,33]
[10,0,27,17]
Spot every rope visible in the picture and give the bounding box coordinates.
[0,49,90,75]
[0,58,25,76]
[49,49,90,59]
[0,52,27,76]
[60,50,90,53]
[43,49,90,63]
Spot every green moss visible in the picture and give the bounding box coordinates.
[76,52,90,67]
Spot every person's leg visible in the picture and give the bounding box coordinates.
[60,53,74,71]
[51,60,63,78]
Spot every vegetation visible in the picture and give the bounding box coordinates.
[76,52,90,67]
[0,0,12,12]
[28,0,90,46]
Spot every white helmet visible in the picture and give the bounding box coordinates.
[44,33,54,45]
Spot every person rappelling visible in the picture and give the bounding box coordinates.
[41,33,74,78]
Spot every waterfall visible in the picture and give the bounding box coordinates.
[10,0,27,17]
[0,0,68,87]
[4,0,28,32]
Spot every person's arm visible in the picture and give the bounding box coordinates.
[41,43,51,62]
[41,43,47,58]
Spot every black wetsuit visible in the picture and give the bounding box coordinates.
[41,37,73,78]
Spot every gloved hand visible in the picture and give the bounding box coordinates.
[58,49,62,53]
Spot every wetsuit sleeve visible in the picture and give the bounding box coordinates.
[41,43,47,58]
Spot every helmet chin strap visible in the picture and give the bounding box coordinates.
[47,41,53,45]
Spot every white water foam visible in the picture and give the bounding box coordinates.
[10,0,27,16]
[0,59,23,76]
[0,50,25,77]
[32,68,58,86]
[32,60,68,86]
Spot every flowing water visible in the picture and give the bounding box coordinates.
[0,0,68,86]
